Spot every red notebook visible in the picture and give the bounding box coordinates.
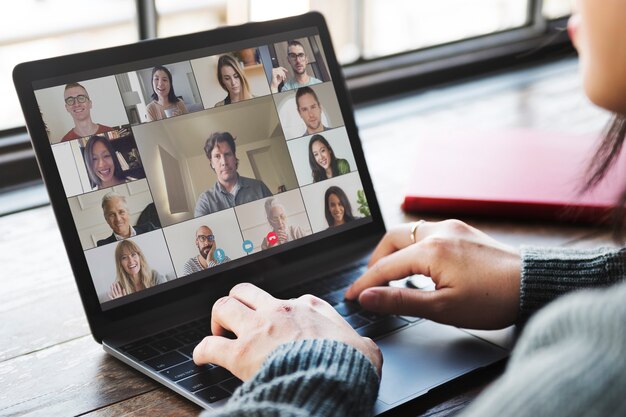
[402,129,626,224]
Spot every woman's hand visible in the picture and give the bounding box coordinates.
[345,220,521,329]
[193,283,382,381]
[109,282,127,300]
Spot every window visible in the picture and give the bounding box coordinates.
[1,0,573,194]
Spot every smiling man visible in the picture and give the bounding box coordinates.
[61,82,112,142]
[96,193,155,246]
[194,132,272,217]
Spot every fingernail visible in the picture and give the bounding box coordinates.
[359,290,380,309]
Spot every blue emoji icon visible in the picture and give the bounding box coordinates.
[242,240,254,254]
[214,248,225,263]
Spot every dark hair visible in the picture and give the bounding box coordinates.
[309,135,339,182]
[83,135,124,188]
[287,40,305,50]
[295,86,320,110]
[203,132,239,169]
[150,65,179,103]
[216,55,252,100]
[324,186,355,227]
[583,115,626,239]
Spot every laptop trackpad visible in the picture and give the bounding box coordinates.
[376,320,508,405]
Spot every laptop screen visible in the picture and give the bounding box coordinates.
[30,26,373,311]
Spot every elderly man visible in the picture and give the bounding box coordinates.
[261,197,308,250]
[182,225,231,275]
[96,192,155,246]
[270,40,322,93]
[194,132,272,216]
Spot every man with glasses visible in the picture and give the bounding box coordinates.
[182,225,231,275]
[62,82,112,142]
[194,131,272,217]
[270,40,322,93]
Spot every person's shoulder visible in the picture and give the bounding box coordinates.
[309,77,322,85]
[152,270,168,284]
[97,234,116,246]
[62,130,78,141]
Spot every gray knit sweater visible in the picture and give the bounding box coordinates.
[203,246,626,417]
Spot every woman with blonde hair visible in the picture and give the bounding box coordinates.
[214,54,254,107]
[108,239,167,299]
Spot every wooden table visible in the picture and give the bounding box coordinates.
[1,58,615,416]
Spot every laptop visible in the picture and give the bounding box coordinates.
[13,12,508,415]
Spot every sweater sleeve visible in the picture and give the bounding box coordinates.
[201,339,380,417]
[519,246,625,323]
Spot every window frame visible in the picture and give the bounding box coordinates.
[1,0,573,192]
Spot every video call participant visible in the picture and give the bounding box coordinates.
[96,192,156,247]
[309,134,350,182]
[61,82,112,142]
[194,132,272,216]
[215,55,254,107]
[270,40,322,93]
[182,225,231,275]
[296,87,328,136]
[261,198,307,250]
[108,239,167,300]
[146,65,189,121]
[83,135,136,190]
[324,186,355,228]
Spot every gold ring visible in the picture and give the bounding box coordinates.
[409,220,425,244]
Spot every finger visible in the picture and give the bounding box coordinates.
[346,242,433,300]
[193,335,235,369]
[228,282,276,310]
[210,295,255,337]
[357,286,448,319]
[367,222,431,267]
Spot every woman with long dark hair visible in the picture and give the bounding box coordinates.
[146,65,188,121]
[308,134,350,182]
[83,135,134,190]
[324,186,355,227]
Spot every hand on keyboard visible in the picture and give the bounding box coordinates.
[345,219,521,330]
[192,283,382,381]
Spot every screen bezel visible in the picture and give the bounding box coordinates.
[13,12,385,340]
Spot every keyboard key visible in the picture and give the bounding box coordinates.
[151,337,183,353]
[160,360,213,381]
[195,385,230,403]
[179,343,199,358]
[345,314,369,329]
[358,310,385,322]
[144,351,188,371]
[178,366,234,392]
[320,289,346,306]
[220,377,243,394]
[400,315,424,323]
[357,317,409,339]
[334,301,361,316]
[177,330,203,344]
[120,337,155,352]
[127,345,160,361]
[154,329,179,339]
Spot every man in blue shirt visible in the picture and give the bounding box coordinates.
[194,132,272,217]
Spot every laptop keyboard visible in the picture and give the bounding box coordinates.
[117,263,417,405]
